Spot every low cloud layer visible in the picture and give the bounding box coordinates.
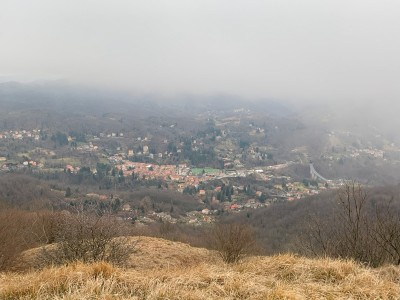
[1,0,399,104]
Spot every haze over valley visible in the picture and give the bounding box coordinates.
[2,1,400,299]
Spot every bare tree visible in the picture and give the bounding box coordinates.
[372,198,400,265]
[30,210,62,245]
[301,182,389,267]
[211,222,257,264]
[332,183,378,263]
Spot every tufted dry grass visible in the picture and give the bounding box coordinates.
[1,237,400,299]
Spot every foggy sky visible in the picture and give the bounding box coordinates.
[1,0,399,103]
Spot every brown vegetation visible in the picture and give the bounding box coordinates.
[0,205,134,271]
[1,238,400,299]
[0,209,37,270]
[36,209,134,267]
[225,183,400,267]
[18,236,218,272]
[0,174,56,209]
[211,222,257,263]
[303,182,400,267]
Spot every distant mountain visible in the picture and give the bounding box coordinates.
[0,82,295,117]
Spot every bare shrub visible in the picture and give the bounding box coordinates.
[211,222,257,263]
[158,221,178,239]
[37,208,135,267]
[29,211,64,245]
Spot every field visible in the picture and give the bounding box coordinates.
[191,168,220,175]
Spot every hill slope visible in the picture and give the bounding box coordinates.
[1,237,400,299]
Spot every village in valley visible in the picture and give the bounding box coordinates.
[2,102,399,227]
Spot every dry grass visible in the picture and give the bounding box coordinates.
[127,236,220,270]
[16,237,218,271]
[2,237,400,299]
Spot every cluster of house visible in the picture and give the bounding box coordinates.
[110,155,326,205]
[120,209,215,226]
[109,200,216,225]
[349,148,385,159]
[115,160,202,190]
[65,165,81,173]
[0,158,43,172]
[98,132,125,138]
[73,142,99,152]
[0,129,41,140]
[322,147,386,161]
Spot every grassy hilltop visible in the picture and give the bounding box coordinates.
[1,237,400,300]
